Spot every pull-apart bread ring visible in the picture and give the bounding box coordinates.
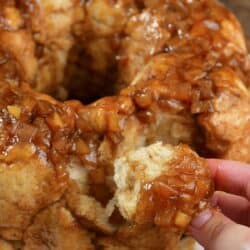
[0,0,249,249]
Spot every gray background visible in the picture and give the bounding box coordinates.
[221,0,250,37]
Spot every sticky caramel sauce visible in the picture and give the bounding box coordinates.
[135,149,213,230]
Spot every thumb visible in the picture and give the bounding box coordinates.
[189,209,250,250]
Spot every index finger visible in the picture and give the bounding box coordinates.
[207,159,250,200]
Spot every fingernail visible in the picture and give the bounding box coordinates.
[210,195,218,207]
[190,209,213,229]
[206,159,219,177]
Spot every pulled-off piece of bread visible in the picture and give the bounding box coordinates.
[114,142,213,230]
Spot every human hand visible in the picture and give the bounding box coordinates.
[189,160,250,250]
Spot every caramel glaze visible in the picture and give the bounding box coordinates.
[136,146,212,230]
[0,0,249,249]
